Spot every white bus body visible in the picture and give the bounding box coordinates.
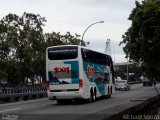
[46,45,114,103]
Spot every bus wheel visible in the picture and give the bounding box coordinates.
[89,89,95,102]
[110,86,112,94]
[108,87,111,98]
[94,88,97,101]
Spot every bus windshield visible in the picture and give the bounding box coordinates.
[48,46,78,60]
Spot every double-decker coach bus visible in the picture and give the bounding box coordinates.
[46,45,114,104]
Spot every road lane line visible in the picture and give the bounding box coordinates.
[40,103,54,106]
[0,108,21,113]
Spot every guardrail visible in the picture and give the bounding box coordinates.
[0,87,46,95]
[0,81,142,104]
[128,81,143,84]
[0,87,47,103]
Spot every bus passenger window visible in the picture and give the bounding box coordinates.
[104,73,109,83]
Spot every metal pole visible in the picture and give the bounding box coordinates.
[81,21,104,46]
[127,57,129,81]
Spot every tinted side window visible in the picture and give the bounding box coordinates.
[81,48,111,65]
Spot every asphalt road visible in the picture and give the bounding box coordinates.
[0,83,159,120]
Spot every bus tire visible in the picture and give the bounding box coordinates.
[110,86,112,94]
[107,87,111,98]
[89,88,95,102]
[94,87,97,101]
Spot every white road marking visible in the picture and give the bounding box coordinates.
[40,103,54,106]
[0,108,21,113]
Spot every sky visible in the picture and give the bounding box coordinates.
[0,0,143,63]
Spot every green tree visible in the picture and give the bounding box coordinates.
[120,0,160,81]
[0,12,84,85]
[115,64,142,81]
[0,12,46,85]
[44,32,82,46]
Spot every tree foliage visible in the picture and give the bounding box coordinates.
[120,0,160,81]
[0,12,82,85]
[115,64,142,81]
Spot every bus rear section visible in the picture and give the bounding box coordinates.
[46,46,83,103]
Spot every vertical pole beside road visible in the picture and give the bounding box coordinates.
[127,57,129,81]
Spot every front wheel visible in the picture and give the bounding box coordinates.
[104,87,111,99]
[107,87,111,98]
[89,89,96,102]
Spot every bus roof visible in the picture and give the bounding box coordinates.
[47,45,111,58]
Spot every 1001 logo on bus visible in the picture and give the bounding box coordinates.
[54,67,70,74]
[87,65,94,78]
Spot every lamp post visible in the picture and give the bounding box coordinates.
[81,21,104,46]
[127,57,129,81]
